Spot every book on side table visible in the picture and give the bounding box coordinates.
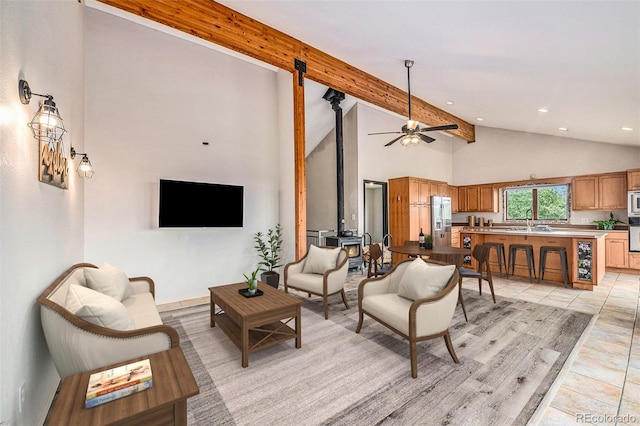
[85,358,153,408]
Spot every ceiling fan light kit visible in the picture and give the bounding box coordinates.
[368,60,459,147]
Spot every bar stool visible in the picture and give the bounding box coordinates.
[484,242,506,277]
[539,246,569,288]
[507,244,536,283]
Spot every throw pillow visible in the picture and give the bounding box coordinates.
[85,263,132,301]
[302,245,342,275]
[397,259,456,300]
[65,284,135,331]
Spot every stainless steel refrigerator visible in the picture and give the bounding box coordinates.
[431,196,452,247]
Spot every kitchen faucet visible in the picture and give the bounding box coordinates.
[526,208,533,231]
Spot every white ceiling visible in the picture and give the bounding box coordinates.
[218,0,640,148]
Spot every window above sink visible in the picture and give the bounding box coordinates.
[503,183,570,224]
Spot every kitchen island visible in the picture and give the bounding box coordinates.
[460,227,608,290]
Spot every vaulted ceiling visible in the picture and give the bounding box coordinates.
[218,1,640,148]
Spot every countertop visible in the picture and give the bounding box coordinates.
[460,226,609,238]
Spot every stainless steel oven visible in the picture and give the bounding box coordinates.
[629,191,640,217]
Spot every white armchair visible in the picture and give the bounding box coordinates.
[356,258,460,378]
[284,245,350,319]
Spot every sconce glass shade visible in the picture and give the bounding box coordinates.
[399,134,420,147]
[27,98,66,144]
[77,155,94,179]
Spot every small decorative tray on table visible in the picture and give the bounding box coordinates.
[238,288,264,298]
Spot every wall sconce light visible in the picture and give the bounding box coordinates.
[19,79,66,144]
[70,147,94,179]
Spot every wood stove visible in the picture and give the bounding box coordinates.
[325,236,362,270]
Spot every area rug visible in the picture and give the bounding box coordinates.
[161,288,593,426]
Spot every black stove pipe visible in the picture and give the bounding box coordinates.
[323,88,347,236]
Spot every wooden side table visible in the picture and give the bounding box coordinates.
[46,347,199,426]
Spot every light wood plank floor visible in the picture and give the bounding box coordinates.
[160,269,640,425]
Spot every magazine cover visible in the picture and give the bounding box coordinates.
[86,359,152,400]
[85,380,153,408]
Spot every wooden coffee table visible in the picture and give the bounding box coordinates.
[46,347,198,426]
[209,282,302,367]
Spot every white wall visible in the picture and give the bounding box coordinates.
[83,9,281,303]
[453,126,640,185]
[0,1,85,424]
[306,103,358,232]
[451,126,640,224]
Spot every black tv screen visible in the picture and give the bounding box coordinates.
[159,179,243,227]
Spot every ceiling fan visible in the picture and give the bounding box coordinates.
[368,60,459,147]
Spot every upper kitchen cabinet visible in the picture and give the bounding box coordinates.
[628,169,640,190]
[458,184,498,212]
[572,172,627,211]
[430,181,449,198]
[449,185,459,213]
[409,178,431,205]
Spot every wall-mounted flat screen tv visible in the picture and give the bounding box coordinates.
[159,179,243,228]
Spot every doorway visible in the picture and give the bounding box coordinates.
[363,180,388,244]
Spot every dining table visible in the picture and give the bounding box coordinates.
[388,245,471,268]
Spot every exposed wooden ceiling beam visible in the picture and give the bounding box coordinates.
[94,0,475,142]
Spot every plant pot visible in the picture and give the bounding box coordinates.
[248,279,257,294]
[261,271,280,289]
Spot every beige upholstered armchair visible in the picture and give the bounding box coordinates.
[284,245,350,319]
[356,258,460,378]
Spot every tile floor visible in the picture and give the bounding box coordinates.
[159,269,640,425]
[477,271,640,425]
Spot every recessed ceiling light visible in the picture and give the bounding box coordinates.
[558,127,568,131]
[445,101,454,105]
[476,117,484,121]
[621,127,634,131]
[537,108,548,113]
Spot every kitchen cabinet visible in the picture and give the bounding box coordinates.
[389,177,432,247]
[627,169,640,190]
[457,185,498,212]
[572,172,627,211]
[451,226,462,248]
[605,232,628,268]
[629,253,640,270]
[480,185,499,212]
[449,185,459,213]
[458,187,468,212]
[409,178,431,205]
[430,181,448,197]
[409,204,431,243]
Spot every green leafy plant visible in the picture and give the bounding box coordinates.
[424,234,433,249]
[254,224,283,272]
[243,267,260,290]
[592,212,623,230]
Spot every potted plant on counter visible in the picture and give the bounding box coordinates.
[592,212,623,230]
[254,224,283,289]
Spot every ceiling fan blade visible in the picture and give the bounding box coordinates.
[418,124,459,132]
[384,135,406,147]
[368,131,404,136]
[417,133,436,144]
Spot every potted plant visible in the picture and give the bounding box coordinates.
[254,224,283,288]
[243,267,260,295]
[425,234,433,249]
[592,212,623,230]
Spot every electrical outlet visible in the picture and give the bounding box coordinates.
[351,213,356,220]
[18,382,25,413]
[581,218,588,224]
